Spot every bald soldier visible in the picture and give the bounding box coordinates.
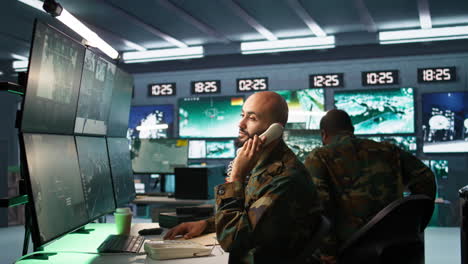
[304,109,436,264]
[165,91,322,263]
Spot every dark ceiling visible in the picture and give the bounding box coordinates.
[1,0,468,79]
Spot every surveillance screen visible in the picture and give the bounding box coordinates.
[188,140,206,159]
[334,88,415,135]
[179,96,244,138]
[74,50,115,135]
[107,68,133,137]
[128,105,174,139]
[283,130,322,162]
[131,138,188,173]
[361,136,417,153]
[274,89,325,130]
[106,137,136,206]
[206,139,236,159]
[422,92,468,153]
[21,21,85,134]
[23,134,88,246]
[75,136,115,219]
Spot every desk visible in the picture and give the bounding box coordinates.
[15,223,228,264]
[132,196,214,220]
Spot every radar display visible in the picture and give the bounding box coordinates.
[74,50,115,135]
[23,134,88,245]
[422,92,467,153]
[21,21,85,134]
[274,89,325,130]
[334,88,415,135]
[75,136,115,219]
[178,96,244,138]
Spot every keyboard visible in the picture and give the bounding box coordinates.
[97,235,145,253]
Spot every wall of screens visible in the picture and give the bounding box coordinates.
[20,20,135,248]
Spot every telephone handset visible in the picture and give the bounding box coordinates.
[236,123,284,155]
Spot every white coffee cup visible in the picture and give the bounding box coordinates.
[114,207,132,235]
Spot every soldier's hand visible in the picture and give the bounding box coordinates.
[163,219,208,240]
[230,135,265,182]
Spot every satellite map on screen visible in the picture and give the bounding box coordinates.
[274,89,325,130]
[334,88,415,134]
[74,50,115,135]
[206,140,236,159]
[283,130,322,162]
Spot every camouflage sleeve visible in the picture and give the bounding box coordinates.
[203,216,216,234]
[214,171,321,255]
[304,150,338,257]
[400,149,436,200]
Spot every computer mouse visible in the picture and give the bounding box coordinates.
[138,228,164,236]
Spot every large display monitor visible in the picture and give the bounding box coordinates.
[128,105,174,139]
[283,130,322,162]
[422,92,468,153]
[178,96,244,138]
[131,138,189,173]
[75,136,115,219]
[334,88,415,135]
[23,134,88,247]
[206,139,236,159]
[21,21,85,134]
[107,68,133,137]
[106,137,136,206]
[274,89,325,130]
[74,50,115,135]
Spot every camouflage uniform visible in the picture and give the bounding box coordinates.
[304,134,436,262]
[213,139,323,264]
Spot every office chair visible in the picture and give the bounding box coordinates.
[338,194,434,264]
[293,215,331,264]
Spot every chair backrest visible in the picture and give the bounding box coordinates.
[338,194,434,264]
[293,214,331,264]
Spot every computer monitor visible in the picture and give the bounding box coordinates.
[75,136,115,219]
[178,96,244,138]
[334,88,415,134]
[206,139,236,159]
[128,105,174,139]
[131,138,189,173]
[107,68,133,137]
[74,49,115,135]
[188,140,206,159]
[274,89,325,130]
[422,92,468,153]
[283,130,322,162]
[23,133,88,247]
[361,135,417,153]
[422,159,449,199]
[106,137,136,207]
[21,21,85,134]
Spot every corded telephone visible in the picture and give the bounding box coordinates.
[236,123,284,154]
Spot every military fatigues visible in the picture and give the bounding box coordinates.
[304,134,436,262]
[213,139,322,264]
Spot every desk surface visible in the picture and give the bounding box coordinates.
[15,223,228,264]
[133,196,214,205]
